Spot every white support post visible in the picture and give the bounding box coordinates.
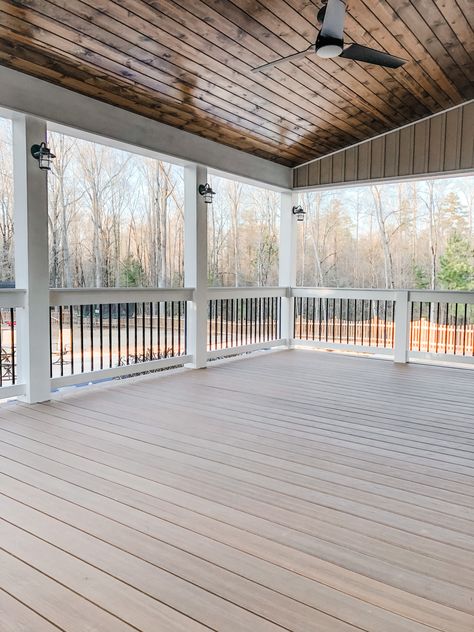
[394,290,410,364]
[184,164,208,368]
[279,190,298,347]
[13,115,51,402]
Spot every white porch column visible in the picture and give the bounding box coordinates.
[279,190,298,347]
[184,164,208,368]
[394,290,410,364]
[13,114,51,402]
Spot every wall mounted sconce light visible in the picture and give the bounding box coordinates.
[292,205,306,222]
[198,183,215,204]
[31,142,55,171]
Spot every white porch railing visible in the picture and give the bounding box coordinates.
[207,287,286,360]
[292,288,474,364]
[1,286,472,402]
[49,288,193,388]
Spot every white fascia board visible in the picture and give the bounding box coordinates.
[0,66,292,190]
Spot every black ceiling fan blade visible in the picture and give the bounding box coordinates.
[320,0,346,41]
[340,43,406,68]
[252,46,314,72]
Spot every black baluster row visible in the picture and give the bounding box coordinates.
[208,297,281,351]
[50,301,188,377]
[409,301,473,356]
[293,297,395,348]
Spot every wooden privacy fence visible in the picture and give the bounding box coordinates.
[294,317,395,348]
[410,319,474,356]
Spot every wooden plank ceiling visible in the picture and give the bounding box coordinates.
[0,0,472,167]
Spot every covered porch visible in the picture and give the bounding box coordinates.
[0,1,473,630]
[1,349,473,631]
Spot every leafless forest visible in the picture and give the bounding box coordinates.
[0,119,473,290]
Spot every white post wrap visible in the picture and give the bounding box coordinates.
[13,115,51,402]
[394,290,410,363]
[184,164,208,368]
[279,191,298,347]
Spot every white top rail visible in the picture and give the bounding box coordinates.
[292,287,474,303]
[0,289,27,308]
[49,287,194,306]
[408,290,474,304]
[291,287,397,301]
[208,287,288,299]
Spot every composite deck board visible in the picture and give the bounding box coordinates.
[0,350,473,631]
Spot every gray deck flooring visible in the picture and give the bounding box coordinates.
[0,349,473,631]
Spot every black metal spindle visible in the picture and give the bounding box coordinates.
[157,302,161,357]
[454,303,459,354]
[99,304,103,370]
[164,301,168,358]
[80,305,84,373]
[418,301,423,351]
[368,300,372,347]
[150,302,154,358]
[134,302,138,363]
[125,303,130,365]
[225,298,230,349]
[108,304,113,368]
[305,298,309,341]
[142,302,146,359]
[462,303,467,356]
[171,301,175,356]
[184,301,188,355]
[214,299,219,349]
[178,301,181,355]
[10,308,15,384]
[117,303,121,367]
[245,298,249,344]
[58,305,64,376]
[435,302,440,353]
[208,301,212,350]
[69,305,74,376]
[338,298,343,343]
[445,303,449,354]
[240,299,244,346]
[298,297,302,340]
[278,297,282,339]
[90,304,94,371]
[427,301,432,352]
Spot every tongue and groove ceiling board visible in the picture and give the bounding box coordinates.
[0,0,472,167]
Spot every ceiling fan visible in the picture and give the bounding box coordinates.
[252,0,406,73]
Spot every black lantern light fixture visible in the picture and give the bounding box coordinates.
[31,142,55,171]
[198,183,215,204]
[292,205,306,222]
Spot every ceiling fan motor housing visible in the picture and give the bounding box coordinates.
[315,32,344,58]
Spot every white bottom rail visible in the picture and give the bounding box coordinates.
[51,354,192,389]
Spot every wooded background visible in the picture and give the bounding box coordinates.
[0,119,473,291]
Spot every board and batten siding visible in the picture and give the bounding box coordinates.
[293,101,474,188]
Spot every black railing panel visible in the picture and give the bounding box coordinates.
[50,301,187,378]
[207,296,281,352]
[293,297,395,349]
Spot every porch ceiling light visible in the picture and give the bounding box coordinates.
[198,183,215,204]
[292,205,306,222]
[31,142,55,171]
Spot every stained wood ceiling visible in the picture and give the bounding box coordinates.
[0,0,473,167]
